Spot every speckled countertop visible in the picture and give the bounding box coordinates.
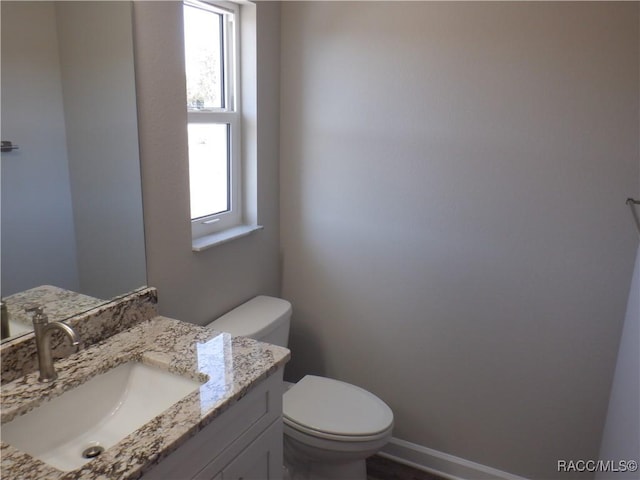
[0,316,290,480]
[2,285,106,340]
[4,285,106,325]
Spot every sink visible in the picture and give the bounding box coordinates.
[2,362,202,471]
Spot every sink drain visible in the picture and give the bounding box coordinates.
[82,444,104,459]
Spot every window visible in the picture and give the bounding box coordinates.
[184,0,241,239]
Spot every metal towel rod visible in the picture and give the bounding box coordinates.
[1,141,19,153]
[627,198,640,238]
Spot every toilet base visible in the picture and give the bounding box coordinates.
[284,431,382,480]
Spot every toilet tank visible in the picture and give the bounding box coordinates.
[207,296,292,347]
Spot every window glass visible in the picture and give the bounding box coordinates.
[188,123,229,219]
[184,2,223,110]
[184,0,240,238]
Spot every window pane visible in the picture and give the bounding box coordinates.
[188,123,229,219]
[184,3,223,110]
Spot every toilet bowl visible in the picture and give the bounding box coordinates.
[207,296,393,480]
[283,374,393,479]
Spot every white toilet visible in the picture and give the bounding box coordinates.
[207,296,394,480]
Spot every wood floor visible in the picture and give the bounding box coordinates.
[366,455,446,480]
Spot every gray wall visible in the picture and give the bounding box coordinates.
[1,2,80,296]
[279,2,639,479]
[132,1,281,324]
[596,7,640,473]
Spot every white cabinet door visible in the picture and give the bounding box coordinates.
[143,370,283,480]
[219,421,283,480]
[188,420,283,480]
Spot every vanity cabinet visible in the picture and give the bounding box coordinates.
[143,368,284,480]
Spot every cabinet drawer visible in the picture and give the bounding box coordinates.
[143,369,283,480]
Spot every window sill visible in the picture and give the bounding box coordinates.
[192,224,263,252]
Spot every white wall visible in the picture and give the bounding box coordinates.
[132,1,281,324]
[279,3,639,479]
[1,2,80,296]
[597,247,640,479]
[56,2,146,300]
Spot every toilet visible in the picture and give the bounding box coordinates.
[207,296,393,480]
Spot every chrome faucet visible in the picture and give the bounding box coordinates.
[26,306,82,383]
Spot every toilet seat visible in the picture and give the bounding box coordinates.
[283,375,394,442]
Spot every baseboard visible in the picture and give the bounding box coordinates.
[379,437,530,480]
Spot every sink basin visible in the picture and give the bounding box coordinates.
[2,362,202,471]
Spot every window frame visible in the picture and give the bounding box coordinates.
[184,0,242,240]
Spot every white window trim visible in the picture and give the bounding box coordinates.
[188,111,242,238]
[185,0,260,250]
[192,224,263,251]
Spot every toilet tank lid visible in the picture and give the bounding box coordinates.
[208,295,291,338]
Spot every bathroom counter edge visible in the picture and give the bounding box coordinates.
[0,315,291,480]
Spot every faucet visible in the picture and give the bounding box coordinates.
[26,306,82,383]
[1,300,9,340]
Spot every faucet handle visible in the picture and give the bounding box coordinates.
[25,305,48,325]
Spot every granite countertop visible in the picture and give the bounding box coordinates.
[3,285,106,339]
[0,316,290,480]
